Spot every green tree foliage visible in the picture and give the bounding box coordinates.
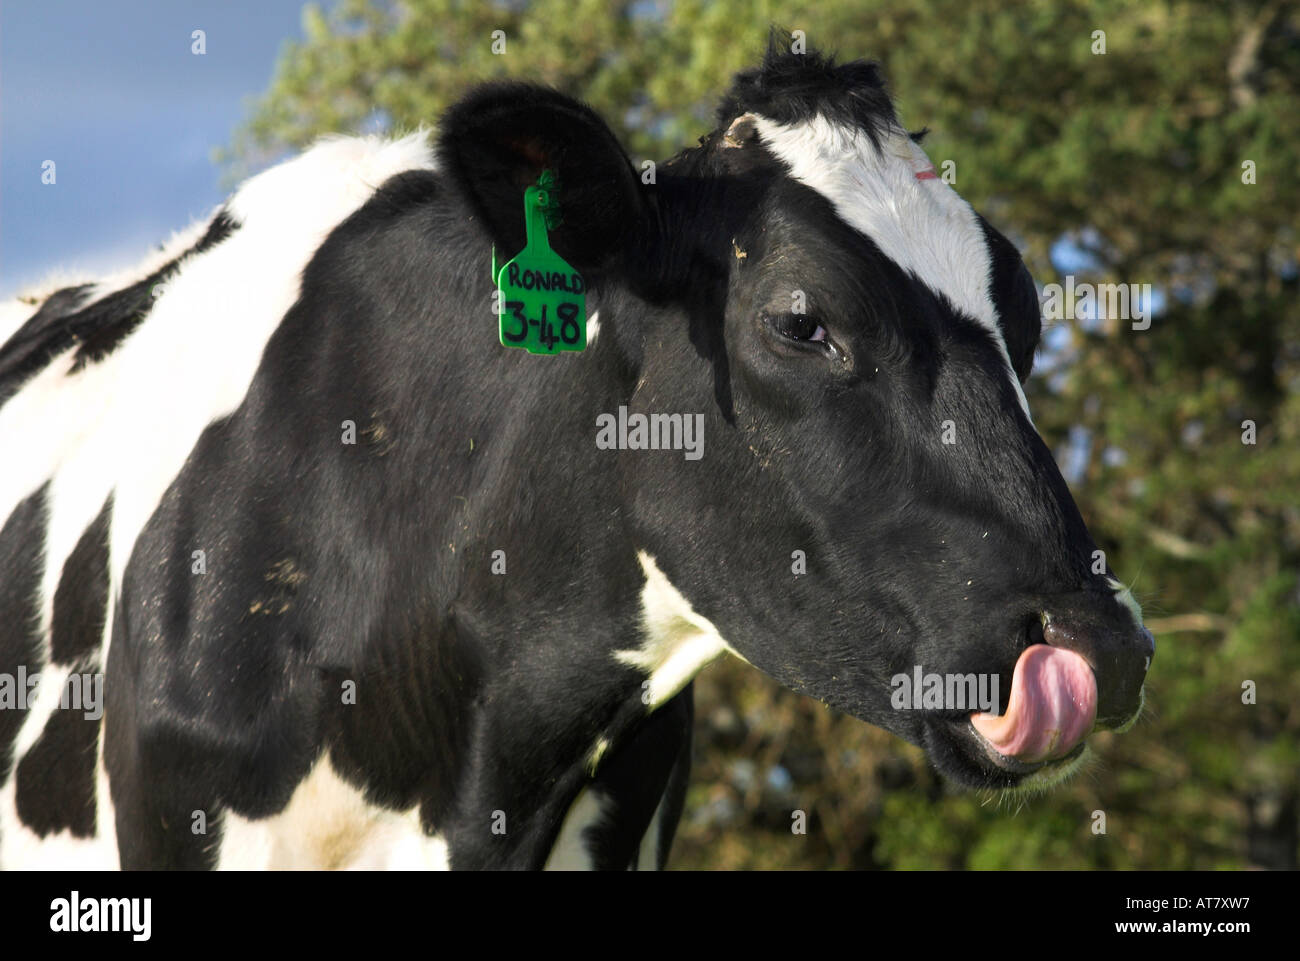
[229,0,1300,868]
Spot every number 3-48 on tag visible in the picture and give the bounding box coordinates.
[500,299,584,353]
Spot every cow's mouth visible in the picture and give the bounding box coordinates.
[969,644,1097,766]
[923,644,1102,788]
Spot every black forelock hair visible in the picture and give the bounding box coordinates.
[713,32,901,149]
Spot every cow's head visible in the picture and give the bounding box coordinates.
[439,47,1154,791]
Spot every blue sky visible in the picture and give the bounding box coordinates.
[1,1,309,297]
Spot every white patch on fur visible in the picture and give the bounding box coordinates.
[217,755,449,870]
[752,114,1032,418]
[615,552,740,710]
[75,217,217,310]
[0,130,438,870]
[586,310,600,346]
[38,474,115,651]
[107,130,437,590]
[544,787,608,870]
[93,742,120,866]
[586,735,611,775]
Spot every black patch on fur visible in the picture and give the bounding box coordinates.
[978,215,1042,382]
[0,211,238,406]
[0,484,48,786]
[582,686,693,869]
[436,84,644,275]
[15,698,99,838]
[0,287,95,397]
[51,495,112,665]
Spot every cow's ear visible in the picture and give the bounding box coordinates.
[437,83,646,273]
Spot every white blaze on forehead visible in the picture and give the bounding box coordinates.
[751,113,1032,418]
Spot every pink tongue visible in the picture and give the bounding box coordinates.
[971,644,1097,764]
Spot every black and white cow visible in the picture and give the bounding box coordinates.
[0,47,1153,870]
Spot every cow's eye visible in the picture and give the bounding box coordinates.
[771,313,828,344]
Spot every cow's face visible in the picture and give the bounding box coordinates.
[439,53,1153,791]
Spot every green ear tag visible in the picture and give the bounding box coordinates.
[494,171,586,354]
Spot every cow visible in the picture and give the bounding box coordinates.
[0,45,1154,870]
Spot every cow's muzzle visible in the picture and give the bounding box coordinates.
[968,595,1154,770]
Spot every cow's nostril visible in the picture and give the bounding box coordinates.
[1026,616,1046,647]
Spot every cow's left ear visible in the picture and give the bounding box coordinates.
[437,83,646,273]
